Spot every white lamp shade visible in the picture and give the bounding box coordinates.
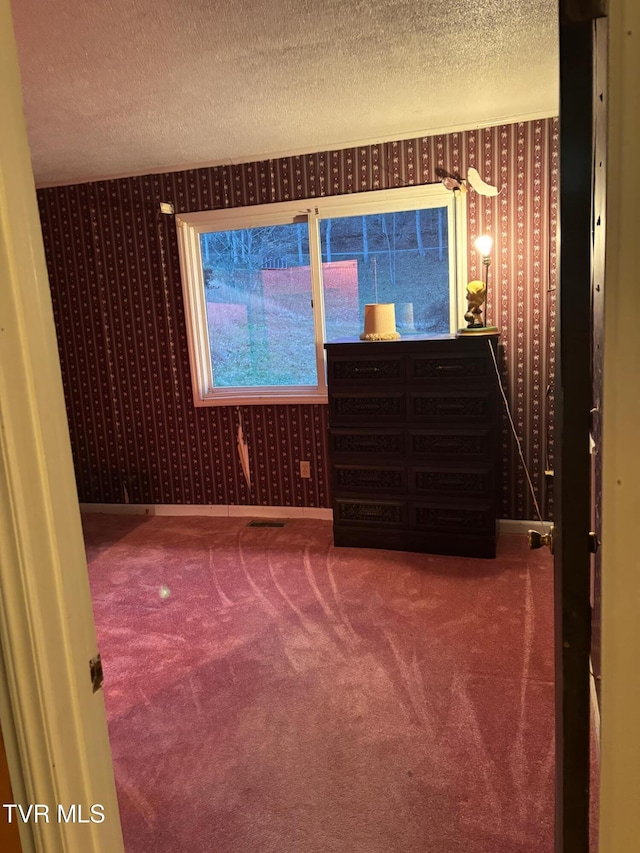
[360,303,400,341]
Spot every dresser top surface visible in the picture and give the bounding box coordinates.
[325,334,499,353]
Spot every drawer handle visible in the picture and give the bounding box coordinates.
[434,402,466,412]
[435,363,465,372]
[358,506,385,518]
[356,401,386,410]
[353,366,381,374]
[432,438,464,449]
[442,476,465,486]
[437,512,464,524]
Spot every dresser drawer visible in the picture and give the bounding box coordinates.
[329,428,405,458]
[409,428,492,462]
[410,466,493,498]
[408,390,495,423]
[410,501,495,535]
[334,498,406,527]
[408,352,491,384]
[330,391,406,423]
[328,355,405,384]
[333,463,406,493]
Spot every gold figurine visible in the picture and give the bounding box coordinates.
[464,280,487,329]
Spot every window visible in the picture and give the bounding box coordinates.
[176,185,467,406]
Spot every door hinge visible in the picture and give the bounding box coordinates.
[588,531,600,554]
[89,654,104,693]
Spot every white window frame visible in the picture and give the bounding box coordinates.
[176,185,467,407]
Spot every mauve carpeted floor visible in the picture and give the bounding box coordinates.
[83,514,555,853]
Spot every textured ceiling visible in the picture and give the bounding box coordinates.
[10,0,558,187]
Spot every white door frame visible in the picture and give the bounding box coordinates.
[0,5,124,851]
[599,1,640,849]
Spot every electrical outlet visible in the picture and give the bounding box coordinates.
[299,460,311,478]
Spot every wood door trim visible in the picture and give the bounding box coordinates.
[557,10,594,852]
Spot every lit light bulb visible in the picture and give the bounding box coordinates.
[475,234,493,257]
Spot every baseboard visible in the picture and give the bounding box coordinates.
[79,502,334,521]
[497,519,551,535]
[80,504,546,531]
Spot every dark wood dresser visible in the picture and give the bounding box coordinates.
[324,334,500,558]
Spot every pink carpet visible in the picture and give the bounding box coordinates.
[84,514,555,852]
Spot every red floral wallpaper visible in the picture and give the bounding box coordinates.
[38,117,557,519]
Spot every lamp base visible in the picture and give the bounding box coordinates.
[359,331,401,341]
[456,325,499,337]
